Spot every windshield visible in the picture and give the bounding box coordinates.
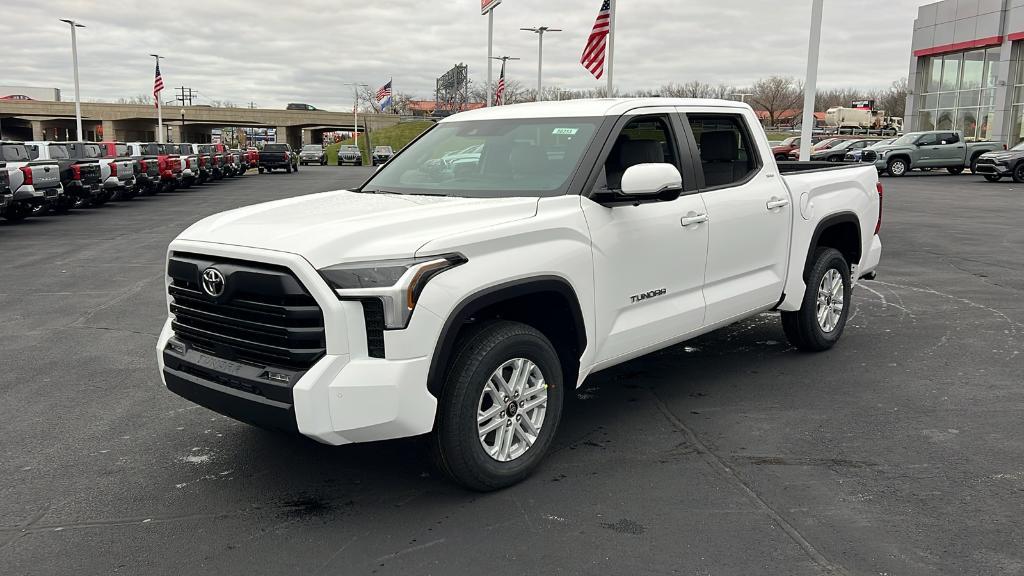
[375,146,393,153]
[869,139,894,148]
[891,133,922,146]
[263,144,288,152]
[779,137,797,146]
[812,139,843,151]
[301,145,321,152]
[1010,141,1024,151]
[362,117,601,198]
[1,144,31,161]
[340,145,359,152]
[46,144,70,159]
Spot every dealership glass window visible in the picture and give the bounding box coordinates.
[918,48,998,140]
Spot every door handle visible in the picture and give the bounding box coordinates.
[680,213,708,226]
[766,197,790,210]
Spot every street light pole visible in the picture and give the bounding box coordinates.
[490,56,520,104]
[798,0,824,162]
[344,82,368,154]
[59,19,85,141]
[521,27,562,100]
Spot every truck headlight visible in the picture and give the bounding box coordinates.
[319,253,467,329]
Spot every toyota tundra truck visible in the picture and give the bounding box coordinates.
[26,141,102,210]
[1,142,63,220]
[872,130,1003,176]
[157,99,883,490]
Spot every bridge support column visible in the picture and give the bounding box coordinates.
[101,120,115,141]
[30,120,44,140]
[275,126,301,149]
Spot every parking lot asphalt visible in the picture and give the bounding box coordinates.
[1,167,1022,576]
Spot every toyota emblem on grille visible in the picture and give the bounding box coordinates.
[201,267,225,297]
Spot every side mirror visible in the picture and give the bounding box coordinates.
[620,163,682,198]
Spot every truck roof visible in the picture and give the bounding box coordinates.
[443,98,751,122]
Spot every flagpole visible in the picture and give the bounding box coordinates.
[606,0,615,96]
[798,0,824,162]
[150,54,164,144]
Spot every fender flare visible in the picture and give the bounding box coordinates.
[426,275,587,397]
[803,211,861,281]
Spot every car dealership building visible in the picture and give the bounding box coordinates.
[908,0,1024,145]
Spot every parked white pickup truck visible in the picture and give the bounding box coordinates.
[157,99,882,490]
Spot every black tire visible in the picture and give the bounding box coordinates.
[285,165,292,173]
[356,160,362,166]
[1013,163,1024,184]
[31,202,50,216]
[431,320,565,491]
[51,197,72,213]
[781,247,851,352]
[947,166,964,175]
[886,157,908,177]
[293,163,298,172]
[775,154,789,161]
[258,167,264,174]
[970,154,982,174]
[984,174,1002,182]
[2,203,30,221]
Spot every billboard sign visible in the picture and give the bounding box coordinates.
[481,0,501,14]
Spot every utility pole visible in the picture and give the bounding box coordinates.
[59,19,86,141]
[520,27,561,100]
[175,86,196,106]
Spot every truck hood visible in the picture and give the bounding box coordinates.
[176,190,539,269]
[979,150,1021,161]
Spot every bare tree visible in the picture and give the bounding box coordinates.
[877,78,908,118]
[749,76,804,127]
[116,93,153,105]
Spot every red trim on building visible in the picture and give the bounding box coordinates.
[1007,31,1024,42]
[913,35,1003,57]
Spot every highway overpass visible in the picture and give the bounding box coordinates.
[0,101,402,147]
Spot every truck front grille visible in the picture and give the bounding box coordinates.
[167,252,326,370]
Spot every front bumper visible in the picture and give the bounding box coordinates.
[156,240,441,445]
[972,161,1011,176]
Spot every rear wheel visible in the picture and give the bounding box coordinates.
[285,165,292,173]
[781,247,851,352]
[2,203,30,221]
[947,166,964,175]
[886,157,908,177]
[431,320,564,491]
[984,174,1002,182]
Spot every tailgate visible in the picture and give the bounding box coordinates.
[28,162,62,188]
[117,159,135,180]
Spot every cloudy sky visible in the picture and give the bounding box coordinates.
[0,0,927,109]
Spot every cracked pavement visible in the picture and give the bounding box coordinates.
[1,168,1022,575]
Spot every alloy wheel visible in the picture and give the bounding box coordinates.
[816,268,844,333]
[477,358,548,462]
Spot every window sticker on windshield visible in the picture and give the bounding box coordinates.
[552,128,578,135]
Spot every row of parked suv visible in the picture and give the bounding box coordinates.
[0,141,257,222]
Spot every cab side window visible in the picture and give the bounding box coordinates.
[917,133,938,146]
[939,132,959,145]
[687,114,759,188]
[598,115,680,191]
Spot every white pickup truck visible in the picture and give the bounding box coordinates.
[157,99,882,490]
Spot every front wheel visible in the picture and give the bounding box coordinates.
[431,320,565,491]
[947,166,964,175]
[984,174,1002,182]
[886,158,908,177]
[781,247,851,352]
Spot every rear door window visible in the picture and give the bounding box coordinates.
[685,114,760,189]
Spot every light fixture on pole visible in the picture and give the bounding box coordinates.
[798,0,824,161]
[344,82,368,153]
[520,27,562,99]
[59,19,86,142]
[482,0,502,107]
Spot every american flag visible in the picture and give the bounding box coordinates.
[494,61,506,106]
[580,0,611,79]
[376,80,393,110]
[153,61,164,108]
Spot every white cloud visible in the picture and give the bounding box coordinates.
[0,0,927,109]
